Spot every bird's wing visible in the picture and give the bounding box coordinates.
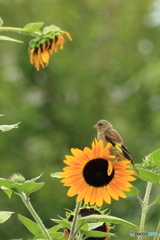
[105,129,123,144]
[105,129,132,161]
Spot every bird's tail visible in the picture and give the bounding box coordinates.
[131,163,139,174]
[112,143,139,174]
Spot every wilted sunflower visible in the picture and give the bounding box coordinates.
[29,25,72,70]
[60,140,136,207]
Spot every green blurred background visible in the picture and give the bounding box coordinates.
[0,0,160,239]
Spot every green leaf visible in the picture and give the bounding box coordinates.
[50,172,62,178]
[0,174,44,196]
[51,219,71,229]
[18,214,42,236]
[78,215,140,231]
[0,179,15,189]
[137,168,160,183]
[22,22,44,34]
[27,173,43,182]
[147,149,160,168]
[48,225,61,232]
[1,186,12,198]
[135,164,144,169]
[0,211,14,223]
[134,163,144,169]
[0,17,3,27]
[80,222,88,231]
[124,187,139,196]
[33,225,63,239]
[0,36,22,43]
[0,122,21,132]
[12,181,45,195]
[33,232,64,240]
[87,222,104,231]
[84,230,115,238]
[156,196,160,204]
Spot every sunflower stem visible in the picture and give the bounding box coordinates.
[68,201,82,240]
[136,194,143,206]
[72,222,86,240]
[0,26,40,36]
[154,220,160,240]
[138,182,153,240]
[20,192,52,240]
[147,200,157,211]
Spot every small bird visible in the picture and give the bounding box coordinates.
[93,119,138,174]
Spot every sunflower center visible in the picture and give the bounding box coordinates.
[83,158,114,187]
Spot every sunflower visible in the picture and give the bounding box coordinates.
[65,207,110,240]
[60,140,136,207]
[29,28,72,70]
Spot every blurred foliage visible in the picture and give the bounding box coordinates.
[0,0,160,238]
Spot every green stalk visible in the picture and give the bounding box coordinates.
[138,182,153,240]
[136,194,143,206]
[68,201,82,240]
[20,192,52,240]
[0,27,24,33]
[154,220,160,240]
[147,200,157,211]
[0,26,40,36]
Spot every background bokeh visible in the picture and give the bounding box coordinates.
[0,0,160,239]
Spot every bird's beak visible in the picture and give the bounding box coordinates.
[93,124,98,129]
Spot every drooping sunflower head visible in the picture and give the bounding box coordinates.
[60,139,136,207]
[29,25,72,70]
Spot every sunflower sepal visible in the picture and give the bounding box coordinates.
[77,204,109,215]
[42,25,61,36]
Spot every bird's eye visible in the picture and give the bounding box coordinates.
[99,123,103,126]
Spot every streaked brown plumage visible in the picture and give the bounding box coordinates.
[93,119,138,173]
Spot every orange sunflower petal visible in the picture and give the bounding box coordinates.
[96,188,104,207]
[106,184,119,200]
[101,188,111,204]
[109,181,127,198]
[83,186,94,205]
[76,184,90,202]
[84,147,95,160]
[102,143,113,158]
[107,160,113,176]
[61,30,73,41]
[90,187,97,205]
[29,49,34,64]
